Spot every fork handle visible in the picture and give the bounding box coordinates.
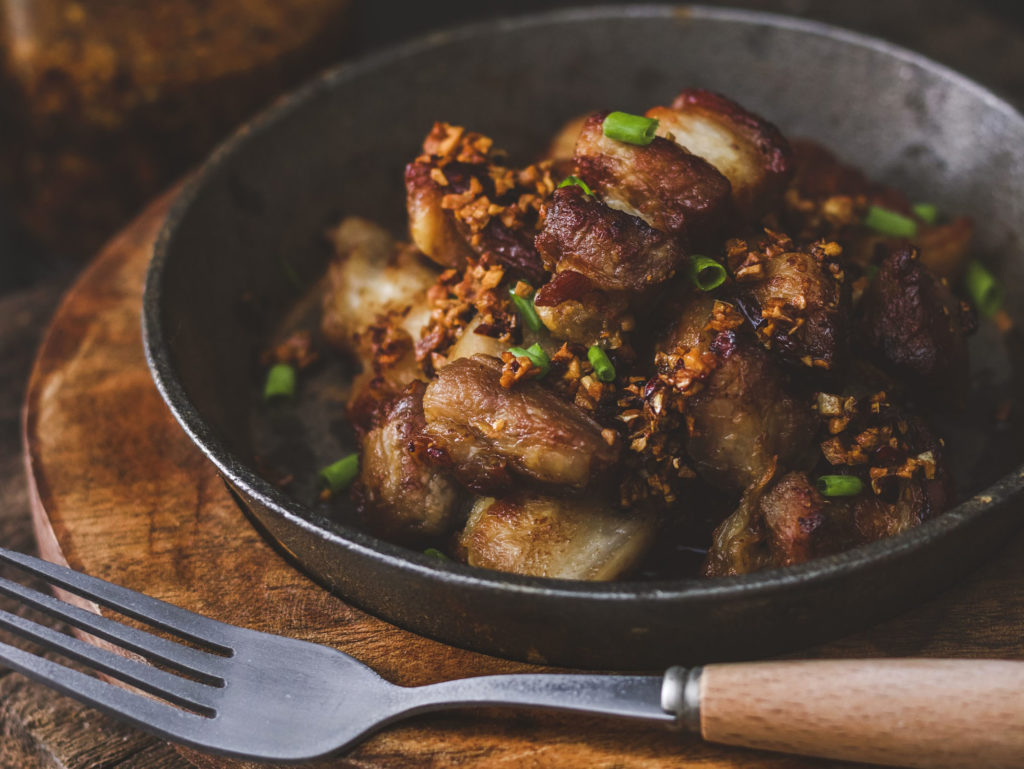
[666,659,1024,768]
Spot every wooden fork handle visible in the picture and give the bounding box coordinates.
[685,659,1024,768]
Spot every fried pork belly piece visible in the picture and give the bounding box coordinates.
[459,495,655,580]
[727,234,848,370]
[406,122,554,282]
[544,114,589,165]
[657,298,816,492]
[356,381,460,544]
[704,388,955,576]
[321,217,437,428]
[444,313,509,362]
[574,111,732,243]
[405,161,477,269]
[535,185,687,293]
[422,355,620,492]
[322,217,436,351]
[647,89,793,220]
[686,336,816,492]
[858,245,971,407]
[704,457,951,577]
[533,270,632,349]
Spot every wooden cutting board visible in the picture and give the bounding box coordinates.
[21,192,1024,769]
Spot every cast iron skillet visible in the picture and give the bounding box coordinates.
[143,5,1024,670]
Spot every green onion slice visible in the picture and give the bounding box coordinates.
[509,287,542,334]
[587,345,616,382]
[602,111,659,146]
[912,202,938,225]
[507,343,550,377]
[817,475,864,497]
[318,454,359,493]
[557,175,594,196]
[864,205,917,238]
[864,264,880,281]
[263,363,296,401]
[690,255,727,292]
[965,259,1003,318]
[423,548,450,561]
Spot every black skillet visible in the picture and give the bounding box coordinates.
[143,6,1024,669]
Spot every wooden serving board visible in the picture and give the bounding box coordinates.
[21,193,1024,769]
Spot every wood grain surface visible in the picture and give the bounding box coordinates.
[12,176,1024,769]
[700,659,1024,767]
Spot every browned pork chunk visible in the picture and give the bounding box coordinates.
[535,185,687,293]
[321,217,436,428]
[356,382,460,544]
[657,298,816,492]
[459,496,655,580]
[405,122,552,283]
[422,355,620,491]
[728,236,848,371]
[533,270,632,349]
[858,245,971,407]
[704,464,952,577]
[322,217,436,353]
[686,337,816,492]
[573,111,732,243]
[648,89,793,220]
[405,160,477,269]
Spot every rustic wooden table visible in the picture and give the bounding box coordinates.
[2,2,1024,767]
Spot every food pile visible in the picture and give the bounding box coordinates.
[267,88,997,580]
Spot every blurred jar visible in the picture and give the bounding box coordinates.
[0,0,351,260]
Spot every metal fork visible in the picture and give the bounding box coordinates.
[0,546,1021,769]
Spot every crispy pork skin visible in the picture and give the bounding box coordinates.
[686,336,816,492]
[460,496,655,580]
[858,245,970,407]
[533,270,631,348]
[648,89,793,219]
[357,382,460,543]
[422,355,620,491]
[321,217,436,429]
[658,297,816,492]
[704,462,952,577]
[738,247,848,370]
[574,111,732,243]
[404,161,476,269]
[322,216,436,353]
[535,185,687,293]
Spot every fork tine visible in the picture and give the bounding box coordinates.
[0,572,225,683]
[0,638,214,746]
[0,547,232,651]
[0,606,218,714]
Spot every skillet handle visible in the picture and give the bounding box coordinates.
[664,659,1024,768]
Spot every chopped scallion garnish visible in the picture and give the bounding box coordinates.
[263,363,296,401]
[423,547,449,561]
[587,346,616,382]
[557,175,594,196]
[602,111,658,146]
[965,259,1003,317]
[319,454,359,493]
[912,202,938,225]
[864,264,880,280]
[507,343,550,377]
[690,255,727,292]
[864,205,917,238]
[817,475,864,497]
[509,287,542,334]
